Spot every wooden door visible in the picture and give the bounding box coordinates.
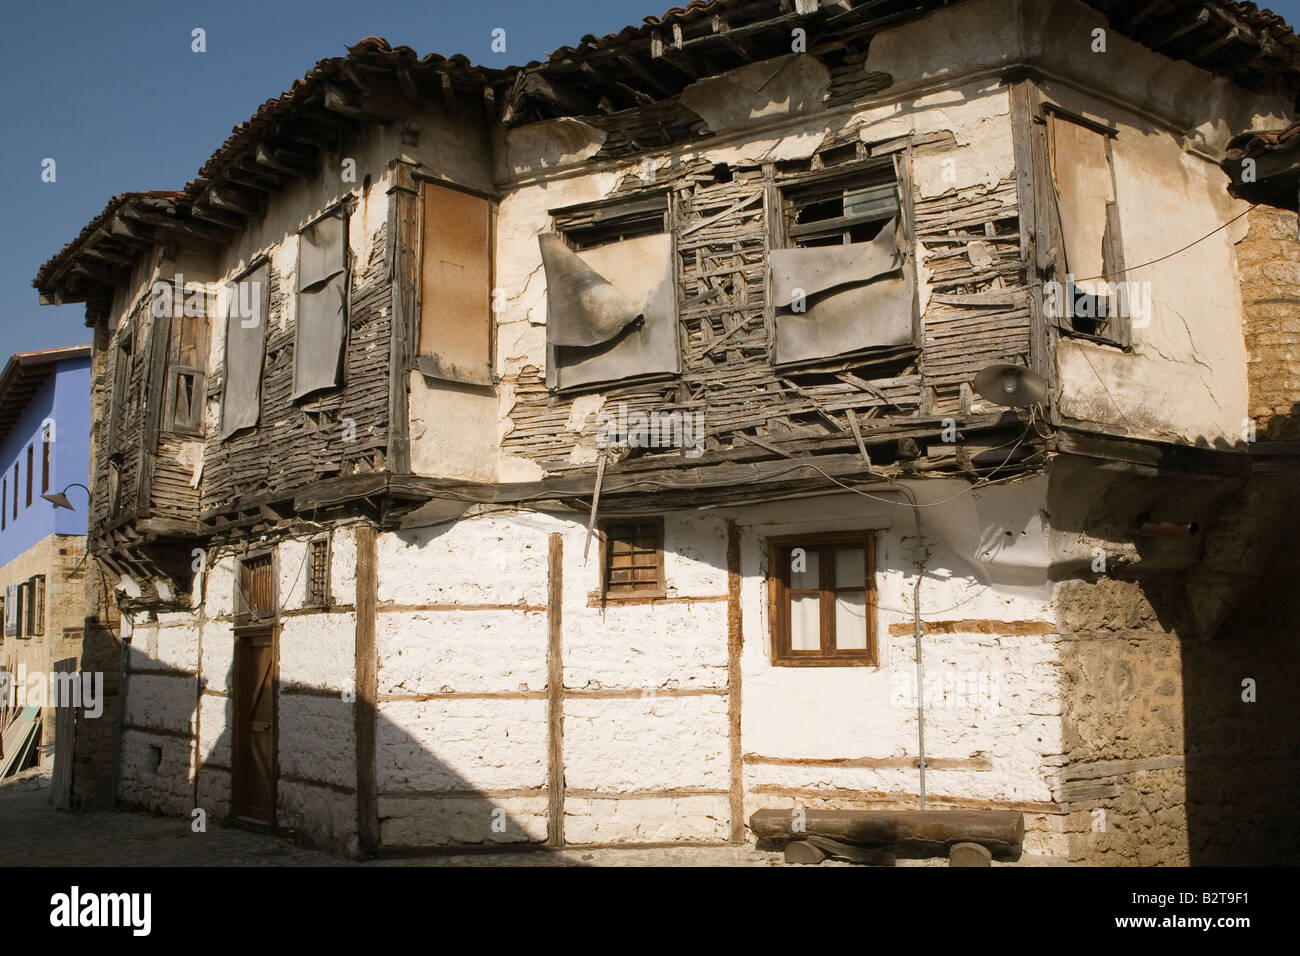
[234,630,276,825]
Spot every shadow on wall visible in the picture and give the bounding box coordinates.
[1047,407,1300,865]
[115,652,548,858]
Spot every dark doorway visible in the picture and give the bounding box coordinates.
[233,628,277,826]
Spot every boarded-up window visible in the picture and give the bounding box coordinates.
[599,519,665,599]
[109,330,133,449]
[544,197,678,391]
[219,263,269,440]
[165,303,209,435]
[293,210,349,401]
[237,552,276,625]
[418,182,492,386]
[773,164,913,367]
[1048,109,1127,343]
[769,532,876,665]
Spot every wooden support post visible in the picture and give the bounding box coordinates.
[354,523,379,855]
[726,519,744,843]
[547,533,565,847]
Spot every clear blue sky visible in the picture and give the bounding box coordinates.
[3,0,1298,354]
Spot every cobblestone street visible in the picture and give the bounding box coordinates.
[0,771,792,866]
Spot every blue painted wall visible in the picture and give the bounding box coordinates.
[0,356,90,565]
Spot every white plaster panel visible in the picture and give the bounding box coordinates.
[563,696,729,792]
[376,608,548,696]
[376,698,548,792]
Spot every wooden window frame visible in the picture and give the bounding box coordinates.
[777,158,901,249]
[597,517,667,602]
[235,550,279,628]
[1042,102,1130,349]
[548,192,678,394]
[29,576,44,637]
[41,427,50,494]
[108,328,134,450]
[18,581,31,639]
[163,307,209,437]
[304,536,331,609]
[768,530,878,666]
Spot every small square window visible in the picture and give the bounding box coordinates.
[599,519,666,600]
[305,537,330,608]
[769,531,876,665]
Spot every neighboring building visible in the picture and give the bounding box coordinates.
[31,0,1300,863]
[0,346,91,781]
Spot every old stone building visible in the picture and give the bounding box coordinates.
[31,0,1300,863]
[0,346,91,797]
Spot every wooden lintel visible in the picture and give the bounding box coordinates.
[254,142,317,177]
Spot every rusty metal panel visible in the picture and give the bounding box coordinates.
[547,232,678,389]
[769,217,900,306]
[774,274,914,366]
[419,183,492,385]
[292,272,347,400]
[540,233,643,347]
[219,263,268,440]
[298,211,347,290]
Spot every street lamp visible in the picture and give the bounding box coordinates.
[41,482,90,511]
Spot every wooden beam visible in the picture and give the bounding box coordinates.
[748,808,1025,855]
[120,206,229,242]
[323,84,394,124]
[71,260,129,287]
[354,523,380,856]
[254,142,317,177]
[613,50,674,97]
[726,519,744,843]
[712,14,756,61]
[207,187,260,219]
[189,204,244,231]
[546,533,565,848]
[440,72,457,117]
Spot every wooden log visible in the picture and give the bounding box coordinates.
[749,808,1024,854]
[784,840,826,865]
[806,836,895,866]
[949,842,993,867]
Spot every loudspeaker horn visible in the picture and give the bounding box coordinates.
[972,364,1048,408]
